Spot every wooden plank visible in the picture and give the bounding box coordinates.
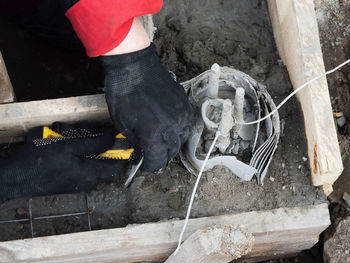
[0,204,330,263]
[0,51,15,104]
[0,94,111,143]
[267,0,285,63]
[267,0,343,195]
[165,225,254,263]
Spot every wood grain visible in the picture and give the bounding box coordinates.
[0,94,110,143]
[267,0,343,195]
[0,204,330,263]
[0,51,15,104]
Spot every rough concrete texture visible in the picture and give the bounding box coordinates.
[323,217,350,263]
[344,192,350,207]
[313,2,350,263]
[87,0,326,228]
[0,0,327,241]
[314,0,350,203]
[258,1,350,263]
[314,0,350,158]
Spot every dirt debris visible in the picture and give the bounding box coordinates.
[323,217,350,263]
[314,0,350,220]
[314,0,350,160]
[87,0,326,229]
[267,1,350,262]
[0,0,327,245]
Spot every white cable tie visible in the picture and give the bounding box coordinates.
[239,59,350,126]
[174,131,221,255]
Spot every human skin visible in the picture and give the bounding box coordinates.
[102,17,151,56]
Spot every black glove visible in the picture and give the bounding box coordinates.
[0,123,128,204]
[100,44,193,172]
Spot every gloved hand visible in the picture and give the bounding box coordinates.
[100,44,194,172]
[0,123,128,204]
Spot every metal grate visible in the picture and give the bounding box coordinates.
[0,193,92,238]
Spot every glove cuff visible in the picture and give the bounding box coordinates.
[100,43,157,68]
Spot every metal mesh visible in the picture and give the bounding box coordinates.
[0,194,92,238]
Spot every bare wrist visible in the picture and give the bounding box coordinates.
[102,17,151,56]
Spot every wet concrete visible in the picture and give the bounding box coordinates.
[0,0,327,241]
[87,0,327,229]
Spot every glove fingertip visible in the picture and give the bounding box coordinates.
[141,152,168,173]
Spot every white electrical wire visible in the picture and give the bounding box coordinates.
[174,59,350,254]
[174,131,220,255]
[240,59,350,126]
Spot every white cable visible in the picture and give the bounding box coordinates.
[174,131,220,255]
[239,59,350,126]
[174,59,350,254]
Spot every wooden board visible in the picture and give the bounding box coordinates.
[267,0,343,195]
[165,225,254,263]
[0,51,15,104]
[0,94,110,143]
[0,204,330,263]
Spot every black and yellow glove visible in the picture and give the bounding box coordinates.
[0,122,132,204]
[101,44,193,172]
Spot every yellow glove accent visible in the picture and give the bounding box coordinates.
[42,127,132,160]
[98,148,134,160]
[43,127,63,138]
[115,133,126,139]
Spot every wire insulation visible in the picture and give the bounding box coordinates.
[174,131,220,255]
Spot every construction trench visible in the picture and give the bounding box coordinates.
[0,0,348,262]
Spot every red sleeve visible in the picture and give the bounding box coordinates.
[65,0,163,57]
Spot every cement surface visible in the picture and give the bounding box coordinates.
[87,0,327,227]
[0,0,327,241]
[323,216,350,263]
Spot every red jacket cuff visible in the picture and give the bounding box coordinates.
[66,0,163,57]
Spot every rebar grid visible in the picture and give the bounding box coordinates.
[0,194,91,238]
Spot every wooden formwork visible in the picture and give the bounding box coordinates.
[267,0,343,195]
[0,205,330,263]
[0,51,15,104]
[0,0,340,262]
